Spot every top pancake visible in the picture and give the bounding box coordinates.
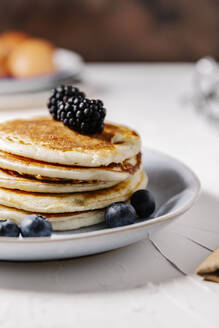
[0,116,141,166]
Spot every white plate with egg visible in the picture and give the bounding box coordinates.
[0,48,83,95]
[0,149,200,261]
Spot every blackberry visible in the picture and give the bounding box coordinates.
[47,85,106,135]
[59,97,106,134]
[47,85,85,120]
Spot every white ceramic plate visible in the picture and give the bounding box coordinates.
[0,149,200,261]
[0,48,83,94]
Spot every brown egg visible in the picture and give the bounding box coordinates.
[7,38,55,78]
[0,31,29,77]
[0,49,9,77]
[0,57,9,77]
[0,31,29,55]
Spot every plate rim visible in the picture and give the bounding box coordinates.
[0,148,201,244]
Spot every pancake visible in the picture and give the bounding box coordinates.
[0,116,141,166]
[0,150,141,182]
[0,170,147,213]
[0,168,119,193]
[0,204,105,231]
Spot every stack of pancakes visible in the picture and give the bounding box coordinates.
[0,117,147,230]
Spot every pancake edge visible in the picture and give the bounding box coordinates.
[0,205,105,231]
[0,151,141,181]
[0,125,141,166]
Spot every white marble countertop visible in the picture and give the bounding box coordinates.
[0,64,219,327]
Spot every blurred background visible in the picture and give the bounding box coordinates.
[0,0,219,62]
[0,0,219,117]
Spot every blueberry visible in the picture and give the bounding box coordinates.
[0,220,20,237]
[20,215,52,237]
[131,189,155,218]
[105,202,137,228]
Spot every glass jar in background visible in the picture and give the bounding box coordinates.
[193,56,219,121]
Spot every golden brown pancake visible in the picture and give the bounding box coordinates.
[0,170,147,231]
[0,170,147,213]
[0,166,121,193]
[0,116,141,166]
[0,150,141,181]
[0,117,134,151]
[0,116,145,231]
[0,204,105,231]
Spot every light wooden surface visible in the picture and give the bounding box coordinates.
[0,64,219,327]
